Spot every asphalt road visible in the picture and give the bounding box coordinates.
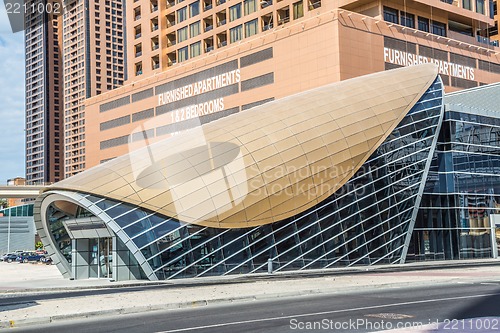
[11,280,500,333]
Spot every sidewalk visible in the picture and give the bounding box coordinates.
[1,260,499,329]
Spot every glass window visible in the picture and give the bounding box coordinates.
[243,0,257,15]
[190,41,201,57]
[229,3,242,21]
[230,24,243,42]
[400,11,415,28]
[418,16,429,32]
[383,6,398,24]
[177,6,187,22]
[178,46,188,62]
[431,20,447,36]
[189,0,200,17]
[190,21,200,37]
[476,0,485,14]
[245,19,258,37]
[177,26,188,42]
[463,0,472,10]
[293,1,304,19]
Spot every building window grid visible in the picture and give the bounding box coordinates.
[383,6,399,24]
[230,24,243,42]
[400,11,415,29]
[229,3,242,21]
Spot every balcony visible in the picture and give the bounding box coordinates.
[217,19,226,27]
[477,35,499,47]
[278,16,289,25]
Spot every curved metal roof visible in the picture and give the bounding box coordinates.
[44,64,439,228]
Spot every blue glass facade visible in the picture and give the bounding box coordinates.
[408,108,500,261]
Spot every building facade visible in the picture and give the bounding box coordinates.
[0,205,36,254]
[6,177,27,207]
[24,1,64,184]
[408,82,500,261]
[25,0,127,183]
[81,0,500,169]
[62,0,127,178]
[25,0,500,182]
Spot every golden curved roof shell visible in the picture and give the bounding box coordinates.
[46,64,439,229]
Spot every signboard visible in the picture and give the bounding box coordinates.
[158,69,241,124]
[384,47,475,81]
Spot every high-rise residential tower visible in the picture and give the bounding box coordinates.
[25,0,127,182]
[24,1,63,185]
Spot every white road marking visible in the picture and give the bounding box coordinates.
[155,292,500,333]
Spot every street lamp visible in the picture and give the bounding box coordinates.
[7,208,11,253]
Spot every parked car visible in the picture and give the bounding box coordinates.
[0,253,18,262]
[15,252,44,263]
[40,256,53,264]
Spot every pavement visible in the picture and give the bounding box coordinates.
[1,259,500,329]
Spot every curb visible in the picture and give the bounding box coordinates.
[1,259,498,294]
[0,277,492,329]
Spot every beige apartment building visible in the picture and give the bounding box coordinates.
[78,0,500,169]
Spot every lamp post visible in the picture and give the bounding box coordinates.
[7,208,11,253]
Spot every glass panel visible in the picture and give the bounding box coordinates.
[189,21,200,37]
[293,1,303,19]
[189,0,200,17]
[244,19,257,38]
[383,6,398,24]
[190,41,201,57]
[244,0,257,15]
[177,6,187,22]
[230,25,242,42]
[229,3,241,21]
[178,46,188,62]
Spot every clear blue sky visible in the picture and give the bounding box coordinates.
[0,7,25,184]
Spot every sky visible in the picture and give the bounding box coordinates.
[0,6,25,184]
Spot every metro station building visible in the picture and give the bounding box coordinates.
[35,64,500,281]
[32,0,500,280]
